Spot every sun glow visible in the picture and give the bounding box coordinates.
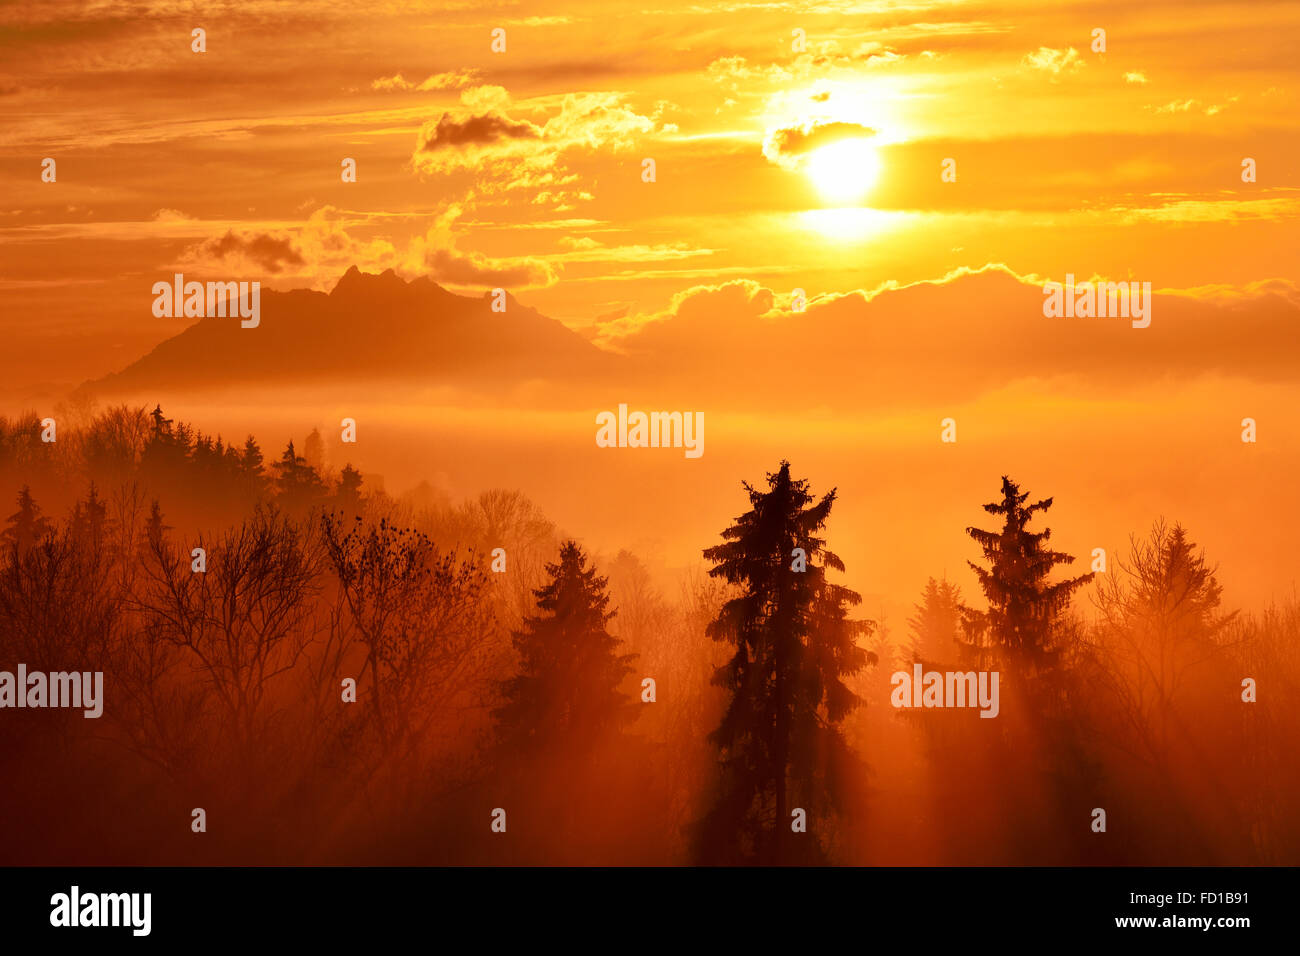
[805,138,881,204]
[795,207,902,241]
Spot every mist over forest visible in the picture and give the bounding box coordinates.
[1,404,1294,865]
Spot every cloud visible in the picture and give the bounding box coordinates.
[418,111,542,150]
[291,207,401,279]
[559,236,601,250]
[595,304,629,323]
[183,230,305,273]
[370,70,481,92]
[175,207,402,286]
[706,43,909,93]
[405,203,557,289]
[597,279,774,346]
[1124,71,1149,84]
[411,87,660,207]
[1108,196,1300,224]
[505,15,574,26]
[173,203,563,291]
[595,264,1300,409]
[762,120,877,170]
[553,241,714,264]
[424,248,555,287]
[1149,97,1232,116]
[1022,47,1084,78]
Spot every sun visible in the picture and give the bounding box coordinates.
[805,138,881,205]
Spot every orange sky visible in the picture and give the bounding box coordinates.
[1,0,1298,624]
[3,0,1298,395]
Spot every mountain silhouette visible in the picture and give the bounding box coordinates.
[81,267,612,397]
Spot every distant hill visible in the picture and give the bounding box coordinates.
[82,267,613,396]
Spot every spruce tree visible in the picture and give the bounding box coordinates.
[144,500,169,550]
[68,483,109,545]
[239,436,268,501]
[335,464,364,513]
[140,404,193,490]
[908,577,968,669]
[495,540,637,755]
[965,476,1093,671]
[3,486,53,554]
[274,440,328,512]
[240,436,264,476]
[698,461,871,864]
[303,427,327,474]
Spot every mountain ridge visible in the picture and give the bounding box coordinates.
[80,267,612,397]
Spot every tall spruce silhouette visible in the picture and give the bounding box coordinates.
[495,540,637,754]
[273,440,328,513]
[965,476,1093,671]
[1093,520,1236,755]
[3,486,53,555]
[909,577,968,669]
[698,461,871,864]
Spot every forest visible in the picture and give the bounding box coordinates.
[0,404,1295,865]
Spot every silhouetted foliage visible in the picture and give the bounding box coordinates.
[3,485,54,555]
[964,476,1093,673]
[696,461,872,864]
[138,505,324,754]
[0,407,1297,866]
[495,540,637,755]
[336,464,364,513]
[275,441,329,514]
[323,512,496,763]
[909,577,968,669]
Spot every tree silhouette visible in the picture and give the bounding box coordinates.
[141,404,192,475]
[697,461,872,864]
[323,513,495,759]
[495,540,637,755]
[239,435,266,481]
[3,486,53,555]
[302,427,327,475]
[82,405,151,484]
[138,506,324,756]
[908,577,968,669]
[144,499,168,547]
[1092,519,1237,757]
[965,476,1093,672]
[457,489,559,627]
[335,464,364,513]
[4,399,1299,866]
[274,440,328,513]
[67,483,110,548]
